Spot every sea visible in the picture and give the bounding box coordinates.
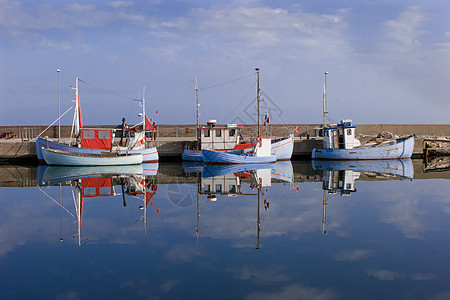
[0,159,449,299]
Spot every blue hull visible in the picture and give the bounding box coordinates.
[312,135,414,160]
[201,149,276,164]
[312,159,414,179]
[182,149,204,162]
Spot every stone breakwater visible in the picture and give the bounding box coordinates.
[0,124,449,162]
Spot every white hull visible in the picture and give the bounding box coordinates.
[42,148,143,166]
[36,137,158,163]
[271,134,294,160]
[312,135,415,160]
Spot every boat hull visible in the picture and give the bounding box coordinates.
[201,149,276,164]
[36,137,158,164]
[311,135,415,160]
[271,134,294,160]
[182,149,204,162]
[183,134,294,162]
[42,148,143,166]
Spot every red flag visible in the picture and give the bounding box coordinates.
[156,109,159,116]
[295,126,299,133]
[145,116,152,130]
[150,118,152,123]
[77,96,83,128]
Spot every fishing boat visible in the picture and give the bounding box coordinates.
[182,121,251,161]
[41,148,143,166]
[311,72,414,160]
[182,76,293,162]
[36,77,158,164]
[311,119,415,160]
[202,136,276,164]
[200,69,277,164]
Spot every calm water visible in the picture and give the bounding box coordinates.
[0,160,449,299]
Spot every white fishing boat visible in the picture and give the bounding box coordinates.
[42,148,143,166]
[311,73,414,160]
[36,77,158,164]
[311,119,415,160]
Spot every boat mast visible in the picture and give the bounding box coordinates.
[70,77,79,143]
[256,68,260,137]
[323,72,328,128]
[142,86,146,131]
[195,77,200,142]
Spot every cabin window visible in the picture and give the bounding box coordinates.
[229,129,236,137]
[84,187,96,197]
[204,184,211,192]
[98,130,110,139]
[229,185,236,193]
[216,129,222,137]
[204,130,210,137]
[346,183,352,189]
[99,187,111,196]
[83,130,95,139]
[347,129,352,135]
[216,184,222,192]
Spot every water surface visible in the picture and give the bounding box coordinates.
[0,160,449,299]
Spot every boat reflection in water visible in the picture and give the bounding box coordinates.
[313,159,414,234]
[185,161,295,248]
[37,164,159,246]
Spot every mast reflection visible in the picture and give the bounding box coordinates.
[313,159,414,235]
[37,164,159,246]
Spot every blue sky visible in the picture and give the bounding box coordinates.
[1,0,449,126]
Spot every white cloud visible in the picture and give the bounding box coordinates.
[383,6,428,47]
[247,284,336,300]
[228,265,289,282]
[367,269,405,281]
[109,1,135,9]
[334,249,374,261]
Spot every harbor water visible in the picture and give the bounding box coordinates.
[0,160,449,299]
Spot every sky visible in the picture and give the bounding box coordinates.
[0,0,449,126]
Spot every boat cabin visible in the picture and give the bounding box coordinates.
[78,127,146,151]
[79,128,113,150]
[322,119,361,150]
[201,173,241,197]
[322,169,359,196]
[200,120,243,150]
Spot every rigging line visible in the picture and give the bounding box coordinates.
[258,77,293,133]
[37,186,75,218]
[78,78,139,101]
[224,82,255,123]
[199,73,254,91]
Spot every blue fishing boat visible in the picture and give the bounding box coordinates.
[202,137,276,164]
[311,120,415,160]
